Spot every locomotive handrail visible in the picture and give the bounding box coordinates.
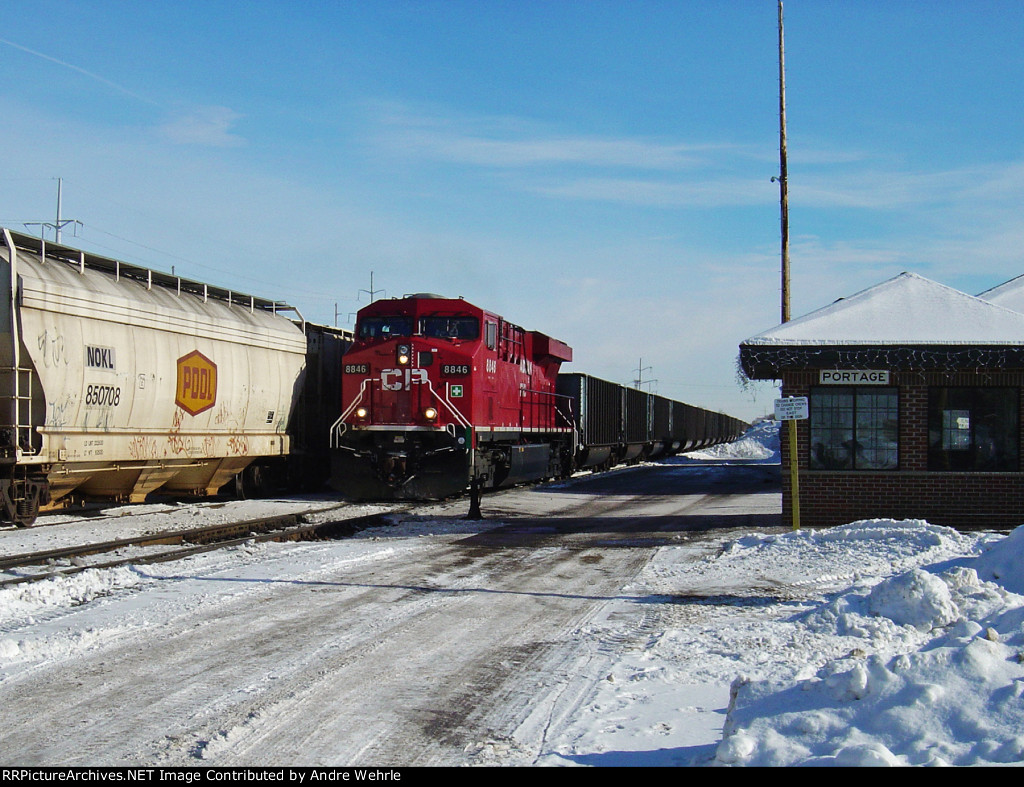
[519,389,578,427]
[330,378,372,448]
[551,392,584,455]
[518,387,564,431]
[330,374,473,449]
[422,378,472,430]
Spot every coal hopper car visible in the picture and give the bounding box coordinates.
[555,373,748,469]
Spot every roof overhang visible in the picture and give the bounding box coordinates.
[739,342,1024,380]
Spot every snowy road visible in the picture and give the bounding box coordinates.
[0,460,781,766]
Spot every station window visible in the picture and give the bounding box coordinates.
[809,387,899,470]
[928,387,1019,471]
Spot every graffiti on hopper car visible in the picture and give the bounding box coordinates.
[37,329,69,368]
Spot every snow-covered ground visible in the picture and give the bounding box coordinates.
[3,420,1024,766]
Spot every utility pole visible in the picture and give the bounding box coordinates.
[358,271,385,302]
[775,2,800,532]
[24,177,81,243]
[774,0,791,324]
[338,272,388,326]
[633,358,656,391]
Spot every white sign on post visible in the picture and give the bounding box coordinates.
[775,396,808,531]
[775,396,808,421]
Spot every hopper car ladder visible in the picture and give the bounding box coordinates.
[0,365,38,458]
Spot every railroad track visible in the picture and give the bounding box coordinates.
[0,504,412,588]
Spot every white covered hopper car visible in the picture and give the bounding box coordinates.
[0,227,314,525]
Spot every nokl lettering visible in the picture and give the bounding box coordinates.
[86,345,116,371]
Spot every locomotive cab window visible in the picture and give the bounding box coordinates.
[420,316,479,341]
[357,316,414,340]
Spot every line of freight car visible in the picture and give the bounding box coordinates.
[555,372,749,471]
[328,293,748,502]
[0,227,350,526]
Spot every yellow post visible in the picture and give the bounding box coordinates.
[788,417,800,530]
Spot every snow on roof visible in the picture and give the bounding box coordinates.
[977,272,1024,314]
[743,271,1024,346]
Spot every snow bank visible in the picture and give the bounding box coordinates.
[716,521,1024,767]
[683,418,780,462]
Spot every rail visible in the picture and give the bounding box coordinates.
[0,503,411,588]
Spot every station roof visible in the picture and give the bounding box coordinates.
[978,273,1024,313]
[740,272,1024,379]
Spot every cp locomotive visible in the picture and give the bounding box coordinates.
[329,294,748,500]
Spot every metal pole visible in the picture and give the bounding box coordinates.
[778,1,790,324]
[788,418,800,530]
[778,3,797,528]
[55,177,63,244]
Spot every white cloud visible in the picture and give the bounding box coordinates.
[157,106,246,148]
[372,104,757,171]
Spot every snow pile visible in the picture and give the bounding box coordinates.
[4,484,1024,767]
[715,522,1024,767]
[684,418,780,462]
[0,565,142,624]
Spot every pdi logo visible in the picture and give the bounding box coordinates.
[175,350,217,416]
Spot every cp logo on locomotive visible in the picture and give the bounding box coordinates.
[176,350,218,416]
[381,368,428,391]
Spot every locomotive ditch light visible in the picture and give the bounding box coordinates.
[397,343,411,365]
[423,407,438,421]
[355,406,369,420]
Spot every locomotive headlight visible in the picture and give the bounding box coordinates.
[423,407,438,421]
[355,407,368,419]
[397,344,411,365]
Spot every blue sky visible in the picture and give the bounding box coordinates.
[2,1,1024,422]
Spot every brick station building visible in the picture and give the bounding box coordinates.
[739,271,1024,530]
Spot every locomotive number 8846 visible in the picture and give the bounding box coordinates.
[329,294,574,500]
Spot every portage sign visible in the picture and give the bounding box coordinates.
[820,369,890,385]
[175,350,218,416]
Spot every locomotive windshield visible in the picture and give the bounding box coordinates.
[420,316,480,341]
[357,316,414,340]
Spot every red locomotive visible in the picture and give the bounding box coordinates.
[330,294,575,499]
